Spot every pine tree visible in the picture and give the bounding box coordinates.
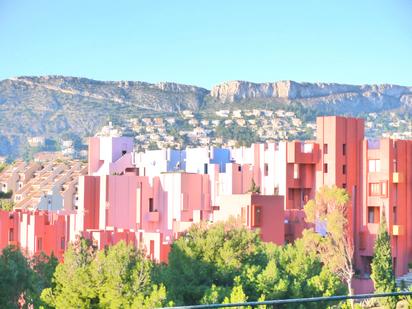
[370,212,396,307]
[248,179,260,194]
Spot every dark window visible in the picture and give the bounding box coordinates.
[342,144,346,156]
[324,144,328,154]
[368,207,380,224]
[342,183,347,189]
[150,240,155,259]
[393,206,397,225]
[37,238,43,251]
[149,198,154,212]
[264,163,269,176]
[288,188,294,200]
[238,165,242,172]
[324,163,328,173]
[204,163,208,174]
[122,150,127,156]
[368,207,374,224]
[8,228,14,242]
[342,165,346,175]
[61,237,65,250]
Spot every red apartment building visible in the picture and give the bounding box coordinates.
[1,115,412,292]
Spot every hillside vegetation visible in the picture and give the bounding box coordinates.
[1,76,411,159]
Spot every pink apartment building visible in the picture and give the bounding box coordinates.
[1,115,412,294]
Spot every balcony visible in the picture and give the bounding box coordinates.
[393,172,403,183]
[147,211,160,222]
[392,224,404,236]
[287,142,318,164]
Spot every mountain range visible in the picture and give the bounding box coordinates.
[1,76,411,159]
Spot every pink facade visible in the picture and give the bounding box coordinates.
[214,194,284,244]
[3,115,412,295]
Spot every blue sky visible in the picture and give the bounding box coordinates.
[1,0,411,88]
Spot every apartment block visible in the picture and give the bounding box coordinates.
[2,115,412,293]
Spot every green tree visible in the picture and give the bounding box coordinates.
[222,276,250,309]
[160,219,344,307]
[91,241,166,308]
[256,238,345,308]
[42,239,167,308]
[0,246,33,308]
[161,220,265,305]
[0,199,14,211]
[371,213,397,308]
[26,252,58,308]
[304,186,355,302]
[41,237,98,308]
[247,179,260,194]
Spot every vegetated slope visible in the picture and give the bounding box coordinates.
[1,76,412,159]
[0,76,209,157]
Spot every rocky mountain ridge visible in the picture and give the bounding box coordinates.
[210,80,412,106]
[1,75,412,159]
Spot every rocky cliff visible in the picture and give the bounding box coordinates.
[1,76,412,159]
[210,80,412,112]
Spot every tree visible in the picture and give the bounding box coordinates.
[304,186,355,301]
[91,241,166,308]
[41,237,98,308]
[29,252,58,307]
[371,213,397,308]
[0,246,34,308]
[256,238,345,309]
[0,199,14,211]
[248,179,260,194]
[161,220,266,305]
[159,219,344,307]
[222,276,250,309]
[42,238,167,308]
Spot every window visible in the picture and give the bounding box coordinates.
[342,183,347,189]
[342,144,346,156]
[61,237,65,250]
[8,228,14,242]
[368,159,381,172]
[238,165,242,172]
[288,188,294,200]
[324,144,328,154]
[369,182,387,197]
[381,181,387,197]
[324,163,328,173]
[369,183,381,196]
[204,163,208,174]
[264,163,269,176]
[251,205,262,227]
[367,207,380,224]
[368,207,374,224]
[393,159,398,173]
[393,206,397,225]
[149,198,154,212]
[241,207,247,224]
[293,164,299,179]
[37,237,43,251]
[342,164,346,175]
[149,240,155,259]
